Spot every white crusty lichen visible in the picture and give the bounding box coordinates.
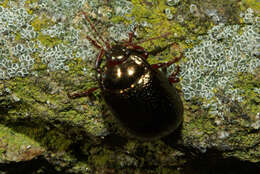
[1,1,258,116]
[178,8,259,100]
[166,0,181,6]
[174,8,259,118]
[0,0,87,79]
[0,0,135,80]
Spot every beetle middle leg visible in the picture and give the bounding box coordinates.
[124,41,148,59]
[122,27,149,59]
[68,39,104,99]
[151,51,183,69]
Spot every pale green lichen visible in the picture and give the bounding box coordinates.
[0,124,44,162]
[127,0,190,51]
[0,0,260,173]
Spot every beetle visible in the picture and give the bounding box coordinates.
[68,12,184,140]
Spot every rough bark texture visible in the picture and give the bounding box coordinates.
[0,0,259,173]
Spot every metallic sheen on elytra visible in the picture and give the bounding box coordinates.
[100,46,183,140]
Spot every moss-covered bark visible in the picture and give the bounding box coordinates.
[0,0,259,173]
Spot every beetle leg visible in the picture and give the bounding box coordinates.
[122,27,149,59]
[168,65,180,83]
[151,52,183,69]
[130,45,148,59]
[68,87,99,99]
[128,26,137,43]
[151,49,183,84]
[128,31,134,43]
[123,43,149,59]
[68,45,104,99]
[80,11,111,49]
[131,45,148,59]
[95,48,105,72]
[85,35,105,73]
[86,35,102,50]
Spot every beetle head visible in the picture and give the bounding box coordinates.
[104,45,131,67]
[102,47,148,90]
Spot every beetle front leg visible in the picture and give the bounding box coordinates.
[123,42,149,59]
[95,48,105,72]
[123,28,149,59]
[80,11,111,49]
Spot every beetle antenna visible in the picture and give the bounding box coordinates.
[80,11,111,50]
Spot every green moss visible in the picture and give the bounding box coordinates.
[1,0,259,170]
[38,33,62,47]
[2,63,107,138]
[0,0,9,8]
[233,70,260,117]
[111,0,212,68]
[31,15,53,32]
[224,132,260,162]
[3,123,72,153]
[110,15,128,24]
[0,124,43,162]
[42,130,72,151]
[229,133,259,147]
[125,141,137,152]
[90,148,113,167]
[159,167,181,174]
[129,0,186,48]
[14,32,22,41]
[241,0,260,12]
[25,0,39,4]
[72,162,92,174]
